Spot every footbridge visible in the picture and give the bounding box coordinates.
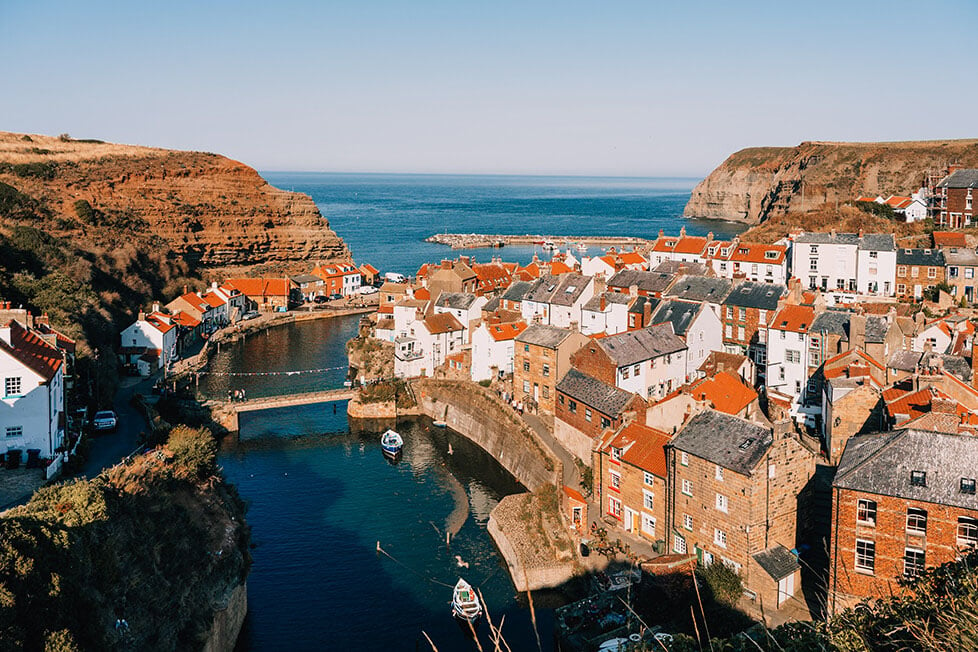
[209,387,355,414]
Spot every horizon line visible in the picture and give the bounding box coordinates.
[257,170,707,181]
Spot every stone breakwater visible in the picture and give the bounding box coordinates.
[425,233,651,250]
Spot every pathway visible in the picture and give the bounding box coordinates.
[82,374,156,478]
[208,387,355,413]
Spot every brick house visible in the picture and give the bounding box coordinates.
[225,278,295,311]
[934,168,977,229]
[513,324,588,414]
[668,410,816,608]
[721,281,788,378]
[593,422,671,544]
[554,368,647,462]
[942,246,978,302]
[895,248,945,300]
[820,349,887,464]
[829,429,978,614]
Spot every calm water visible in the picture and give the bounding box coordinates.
[261,172,745,275]
[215,315,557,650]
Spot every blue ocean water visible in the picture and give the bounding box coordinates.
[261,172,745,275]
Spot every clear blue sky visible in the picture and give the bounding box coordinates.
[1,1,975,176]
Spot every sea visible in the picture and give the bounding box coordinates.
[219,174,740,650]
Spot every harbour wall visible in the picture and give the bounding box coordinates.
[412,379,560,492]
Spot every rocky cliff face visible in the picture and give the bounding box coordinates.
[685,140,978,224]
[0,131,349,268]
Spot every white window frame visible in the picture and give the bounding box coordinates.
[716,493,728,513]
[714,528,727,548]
[855,538,875,574]
[681,479,692,496]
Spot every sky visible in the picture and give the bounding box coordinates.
[1,1,976,177]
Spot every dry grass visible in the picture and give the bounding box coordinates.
[0,131,176,164]
[741,204,932,246]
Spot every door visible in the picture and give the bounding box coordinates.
[914,284,922,299]
[533,383,539,402]
[778,573,795,605]
[572,507,583,530]
[624,507,639,533]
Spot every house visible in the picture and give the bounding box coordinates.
[470,321,527,382]
[932,231,967,249]
[712,242,789,284]
[606,269,678,298]
[553,368,647,462]
[359,263,380,286]
[520,273,595,329]
[790,232,896,301]
[225,278,295,311]
[311,263,361,296]
[513,325,589,414]
[721,281,788,378]
[650,299,723,379]
[882,194,928,223]
[820,349,887,464]
[664,276,732,317]
[668,411,816,609]
[649,228,714,266]
[393,312,466,378]
[697,351,753,382]
[433,292,487,341]
[912,319,955,353]
[580,250,647,279]
[499,281,533,312]
[580,292,634,336]
[593,422,671,543]
[765,304,816,412]
[829,429,978,614]
[472,260,514,296]
[644,370,761,434]
[934,168,977,228]
[942,246,978,301]
[211,282,249,323]
[291,274,326,302]
[569,323,688,401]
[895,249,945,300]
[120,311,178,371]
[422,258,479,295]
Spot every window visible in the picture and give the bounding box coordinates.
[810,245,818,255]
[715,465,724,481]
[642,514,656,536]
[726,306,733,319]
[584,408,592,422]
[786,350,800,364]
[809,350,820,366]
[608,497,622,519]
[542,363,550,377]
[681,479,693,496]
[622,367,630,380]
[911,267,919,278]
[857,499,877,526]
[897,265,907,276]
[611,446,622,461]
[855,539,875,574]
[674,534,687,554]
[633,364,640,376]
[928,267,937,279]
[897,283,906,295]
[714,528,727,548]
[809,258,818,271]
[680,451,689,466]
[949,266,959,278]
[725,324,733,339]
[643,472,655,486]
[5,425,23,438]
[768,463,776,479]
[643,490,654,510]
[542,385,549,399]
[904,548,926,578]
[907,508,927,535]
[738,307,746,321]
[610,470,621,490]
[962,478,977,495]
[4,377,22,397]
[523,380,530,393]
[759,309,767,325]
[837,278,846,290]
[958,517,978,549]
[683,513,693,530]
[523,344,529,352]
[716,493,728,513]
[737,326,745,340]
[967,268,974,280]
[523,361,530,372]
[911,471,927,487]
[600,417,610,429]
[558,395,565,406]
[569,399,577,414]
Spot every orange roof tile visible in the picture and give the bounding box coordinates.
[687,371,757,415]
[562,485,587,504]
[424,313,464,335]
[549,260,574,275]
[672,236,709,255]
[606,423,671,478]
[884,195,912,208]
[0,321,63,380]
[145,312,176,334]
[226,278,291,298]
[201,292,225,308]
[933,231,967,248]
[170,311,201,328]
[360,263,379,275]
[855,196,878,203]
[652,237,679,252]
[413,287,431,301]
[770,305,815,333]
[488,321,528,342]
[618,251,646,266]
[728,243,786,265]
[823,348,885,372]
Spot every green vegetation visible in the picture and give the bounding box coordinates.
[359,379,416,408]
[72,199,97,225]
[0,161,60,180]
[697,561,743,608]
[855,200,897,220]
[923,281,953,302]
[0,426,249,651]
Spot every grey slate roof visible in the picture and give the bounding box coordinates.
[483,297,500,312]
[524,274,591,307]
[515,324,574,349]
[834,429,978,510]
[865,316,888,344]
[651,300,702,337]
[501,281,533,302]
[811,310,851,338]
[435,292,479,310]
[888,350,922,372]
[753,545,800,581]
[921,352,972,383]
[290,274,323,284]
[937,169,978,189]
[628,295,660,315]
[607,269,676,295]
[897,248,945,267]
[583,292,632,312]
[723,281,787,310]
[793,232,895,251]
[670,410,772,475]
[597,323,687,366]
[665,276,733,304]
[652,261,710,276]
[943,247,978,266]
[556,369,637,417]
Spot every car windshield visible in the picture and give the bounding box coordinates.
[95,411,114,419]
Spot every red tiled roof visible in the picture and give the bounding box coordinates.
[413,287,431,301]
[728,243,786,265]
[855,196,878,203]
[179,292,209,312]
[562,485,587,504]
[360,263,379,275]
[488,321,528,342]
[201,292,225,308]
[618,251,646,266]
[672,236,709,255]
[424,313,464,335]
[549,260,574,275]
[933,231,967,248]
[0,321,63,380]
[145,312,176,334]
[884,195,912,208]
[170,311,201,328]
[687,371,757,414]
[606,423,671,478]
[822,348,885,373]
[770,305,815,333]
[226,278,291,298]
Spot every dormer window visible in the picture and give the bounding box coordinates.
[738,438,754,450]
[962,478,976,495]
[764,250,778,259]
[911,470,927,487]
[611,447,622,461]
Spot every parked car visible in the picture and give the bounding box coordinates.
[356,286,379,295]
[329,293,343,300]
[92,410,118,432]
[313,295,328,304]
[241,311,260,321]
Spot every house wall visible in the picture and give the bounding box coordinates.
[857,250,896,296]
[829,486,978,614]
[685,308,723,378]
[823,384,884,465]
[0,360,62,458]
[794,242,857,292]
[514,342,560,413]
[896,264,945,299]
[766,327,810,410]
[470,327,514,382]
[595,448,667,544]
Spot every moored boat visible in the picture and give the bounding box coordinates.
[380,429,403,457]
[451,578,483,623]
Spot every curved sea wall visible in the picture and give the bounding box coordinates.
[412,379,560,492]
[685,139,978,223]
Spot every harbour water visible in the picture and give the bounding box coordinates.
[261,172,745,275]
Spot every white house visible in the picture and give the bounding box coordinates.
[911,321,954,354]
[392,299,429,339]
[711,242,788,285]
[765,304,816,413]
[433,292,487,342]
[791,232,895,302]
[855,234,896,296]
[521,273,595,328]
[394,313,465,378]
[0,320,66,459]
[342,264,363,296]
[577,323,688,401]
[212,282,250,322]
[580,292,632,336]
[650,299,724,379]
[120,311,178,371]
[470,321,527,381]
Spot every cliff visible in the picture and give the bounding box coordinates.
[685,140,978,223]
[0,131,349,268]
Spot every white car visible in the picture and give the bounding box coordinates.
[356,286,379,295]
[93,410,118,431]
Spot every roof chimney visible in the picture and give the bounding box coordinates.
[152,302,160,313]
[569,320,579,333]
[599,294,606,311]
[643,299,652,326]
[138,311,146,322]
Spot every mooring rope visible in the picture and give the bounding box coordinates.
[376,543,456,589]
[194,365,350,377]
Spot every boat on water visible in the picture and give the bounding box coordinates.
[380,429,403,457]
[576,242,588,252]
[542,240,557,251]
[451,578,483,623]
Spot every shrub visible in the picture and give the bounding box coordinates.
[698,560,743,607]
[856,200,897,220]
[73,199,97,225]
[167,426,217,480]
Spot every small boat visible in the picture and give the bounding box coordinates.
[380,429,403,457]
[576,242,588,252]
[432,420,447,428]
[451,578,483,623]
[542,240,557,251]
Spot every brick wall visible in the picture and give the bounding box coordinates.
[595,450,667,545]
[514,342,559,413]
[722,305,762,350]
[895,265,945,299]
[825,385,884,465]
[569,341,617,386]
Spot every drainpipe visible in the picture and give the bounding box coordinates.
[665,445,675,552]
[830,486,840,619]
